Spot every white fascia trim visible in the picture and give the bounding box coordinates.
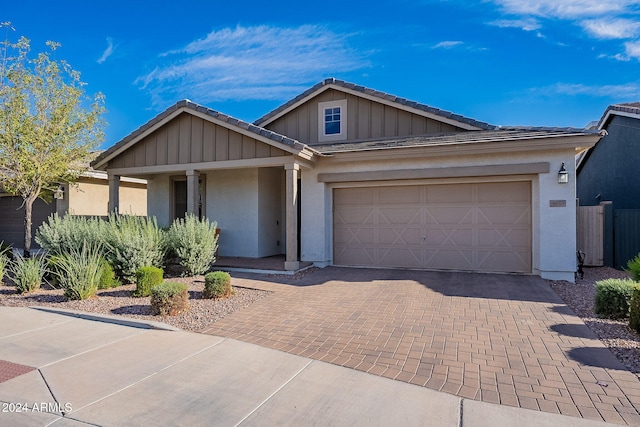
[598,109,640,130]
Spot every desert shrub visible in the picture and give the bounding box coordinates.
[626,253,640,282]
[103,214,166,282]
[53,242,104,300]
[167,214,218,276]
[134,266,164,297]
[595,278,640,319]
[630,287,640,333]
[150,282,189,316]
[36,214,103,256]
[0,254,8,284]
[203,271,232,299]
[0,241,13,260]
[10,254,47,294]
[98,259,120,289]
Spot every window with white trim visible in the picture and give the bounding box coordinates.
[318,99,347,142]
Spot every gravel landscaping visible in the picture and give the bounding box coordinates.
[548,266,640,378]
[0,276,270,332]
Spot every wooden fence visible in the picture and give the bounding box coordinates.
[577,205,604,266]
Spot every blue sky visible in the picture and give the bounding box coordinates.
[4,0,640,147]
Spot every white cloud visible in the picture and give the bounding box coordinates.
[137,25,369,106]
[624,40,640,59]
[432,40,463,49]
[580,18,640,39]
[492,0,635,19]
[536,82,640,98]
[97,37,115,64]
[488,18,541,31]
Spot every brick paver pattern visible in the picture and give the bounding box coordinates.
[200,267,640,425]
[0,360,35,384]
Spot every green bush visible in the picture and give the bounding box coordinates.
[104,214,166,282]
[0,254,8,284]
[98,259,119,289]
[36,214,103,256]
[626,253,640,282]
[595,278,640,319]
[203,271,232,299]
[150,282,189,316]
[167,214,218,276]
[630,287,640,333]
[134,266,164,297]
[0,241,13,261]
[10,254,47,294]
[53,242,104,300]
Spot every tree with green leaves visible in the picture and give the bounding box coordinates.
[0,23,105,256]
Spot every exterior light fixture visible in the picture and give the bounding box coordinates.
[557,162,569,184]
[53,185,65,200]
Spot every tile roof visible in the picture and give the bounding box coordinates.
[597,102,640,128]
[92,100,313,169]
[313,127,602,154]
[253,77,496,131]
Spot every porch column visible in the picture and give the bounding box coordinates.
[108,173,120,214]
[186,169,200,216]
[285,163,300,271]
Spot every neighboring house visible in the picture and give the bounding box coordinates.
[92,78,602,282]
[0,170,146,249]
[577,103,640,268]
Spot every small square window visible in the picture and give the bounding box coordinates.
[318,99,347,142]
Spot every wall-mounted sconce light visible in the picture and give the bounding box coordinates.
[53,185,65,200]
[557,162,569,184]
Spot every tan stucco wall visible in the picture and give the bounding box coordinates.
[63,178,147,216]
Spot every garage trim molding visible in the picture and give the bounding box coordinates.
[318,162,550,183]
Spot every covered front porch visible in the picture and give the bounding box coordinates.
[91,100,318,271]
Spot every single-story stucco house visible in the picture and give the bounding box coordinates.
[92,78,602,282]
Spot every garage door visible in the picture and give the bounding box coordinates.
[333,182,531,273]
[0,196,56,249]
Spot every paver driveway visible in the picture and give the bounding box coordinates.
[200,267,640,425]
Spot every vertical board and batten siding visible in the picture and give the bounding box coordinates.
[576,205,604,266]
[614,209,640,269]
[107,113,287,170]
[265,89,467,145]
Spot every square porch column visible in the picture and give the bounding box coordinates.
[186,169,200,217]
[285,164,300,271]
[108,173,120,214]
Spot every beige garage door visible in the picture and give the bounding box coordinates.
[333,182,531,273]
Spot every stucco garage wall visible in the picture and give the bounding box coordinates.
[301,149,577,282]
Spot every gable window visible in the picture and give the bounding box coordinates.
[318,99,347,142]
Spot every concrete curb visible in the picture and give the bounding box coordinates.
[29,306,181,331]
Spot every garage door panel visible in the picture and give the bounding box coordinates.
[477,206,531,225]
[335,208,375,225]
[426,184,473,203]
[378,207,421,224]
[334,182,532,273]
[380,248,423,267]
[378,186,421,204]
[426,207,472,224]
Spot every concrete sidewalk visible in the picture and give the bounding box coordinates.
[0,307,611,426]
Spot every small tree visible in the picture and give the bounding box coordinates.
[0,23,105,256]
